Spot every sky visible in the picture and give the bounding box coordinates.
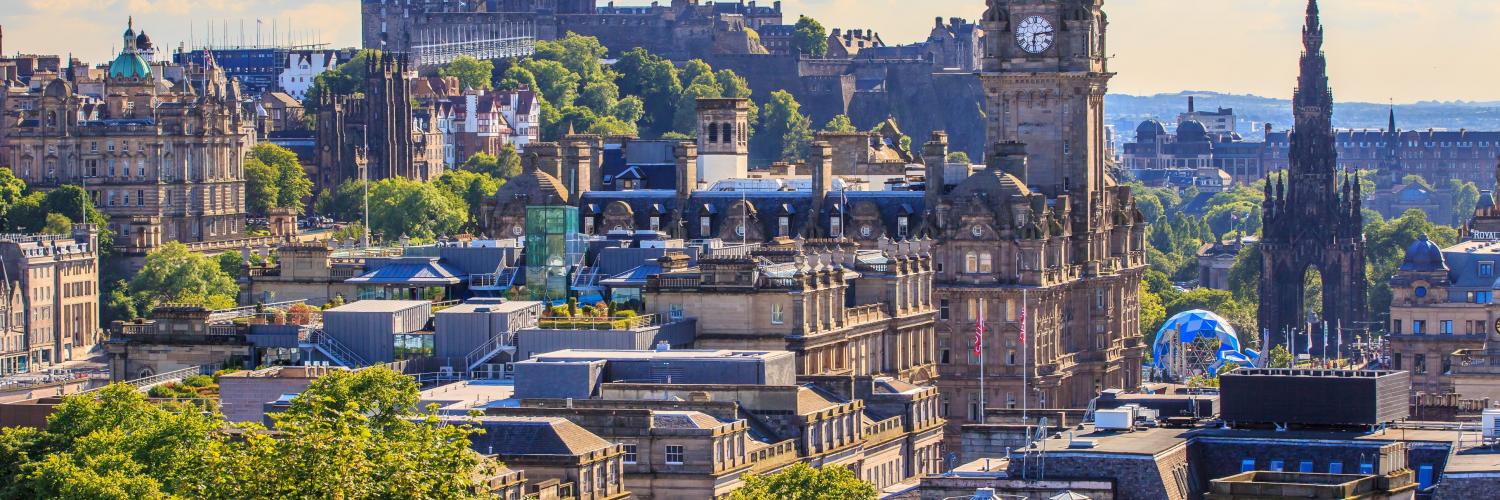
[3,0,1497,104]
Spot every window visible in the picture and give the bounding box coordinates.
[137,190,144,206]
[897,216,909,238]
[939,299,950,320]
[940,348,950,364]
[1269,460,1284,472]
[1394,353,1403,370]
[649,216,660,232]
[583,217,595,235]
[1413,320,1425,335]
[1393,320,1402,335]
[1299,461,1313,473]
[771,303,784,324]
[1415,286,1427,298]
[669,304,684,321]
[778,216,790,236]
[1415,354,1427,374]
[1477,291,1493,304]
[1240,459,1256,472]
[979,252,993,273]
[965,252,978,274]
[1482,262,1494,277]
[967,298,979,321]
[623,444,638,464]
[1329,462,1344,474]
[1441,320,1453,334]
[1418,465,1434,489]
[699,216,712,236]
[1443,355,1453,375]
[830,216,842,237]
[665,445,684,464]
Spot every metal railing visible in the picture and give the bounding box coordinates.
[207,300,308,324]
[535,314,662,331]
[310,330,369,368]
[465,332,517,372]
[85,364,213,393]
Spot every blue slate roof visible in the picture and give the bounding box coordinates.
[580,190,927,239]
[346,257,463,285]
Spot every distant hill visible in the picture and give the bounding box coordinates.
[1105,91,1500,144]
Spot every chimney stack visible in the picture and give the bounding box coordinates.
[811,141,834,236]
[922,131,949,213]
[990,142,1028,182]
[1188,96,1196,113]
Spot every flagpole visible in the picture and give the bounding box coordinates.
[1022,289,1028,422]
[978,301,985,424]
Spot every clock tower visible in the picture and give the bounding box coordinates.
[981,0,1110,232]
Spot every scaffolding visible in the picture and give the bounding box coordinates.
[409,20,537,68]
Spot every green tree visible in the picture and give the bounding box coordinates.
[497,65,539,92]
[367,178,468,241]
[822,114,856,133]
[730,462,876,500]
[435,169,502,231]
[614,48,682,136]
[1364,209,1459,320]
[1402,174,1432,190]
[124,242,239,313]
[679,59,717,89]
[1450,178,1480,226]
[5,185,113,252]
[1166,288,1256,337]
[792,16,829,58]
[244,158,280,217]
[250,144,313,213]
[304,49,377,110]
[0,167,26,232]
[40,213,72,235]
[1267,344,1293,368]
[1140,280,1166,340]
[753,90,814,163]
[247,367,490,498]
[520,58,581,108]
[438,55,495,91]
[534,33,610,84]
[946,151,971,165]
[0,368,494,499]
[578,78,621,114]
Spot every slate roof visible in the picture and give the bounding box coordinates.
[465,416,614,457]
[652,411,728,430]
[796,385,844,414]
[345,257,464,285]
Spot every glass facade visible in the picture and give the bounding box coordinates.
[524,206,579,304]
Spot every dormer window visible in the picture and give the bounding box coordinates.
[829,217,842,238]
[700,216,712,236]
[1481,262,1493,277]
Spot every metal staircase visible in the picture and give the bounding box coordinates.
[464,331,517,372]
[308,330,369,368]
[469,265,520,293]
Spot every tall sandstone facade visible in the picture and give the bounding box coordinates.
[925,0,1146,443]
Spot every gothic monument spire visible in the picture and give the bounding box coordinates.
[1258,0,1368,353]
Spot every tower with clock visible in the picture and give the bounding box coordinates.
[980,0,1109,218]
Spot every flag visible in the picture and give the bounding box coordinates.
[1018,301,1027,345]
[1337,320,1343,348]
[973,303,985,358]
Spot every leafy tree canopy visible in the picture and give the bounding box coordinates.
[822,114,856,133]
[792,16,829,58]
[439,55,495,91]
[729,462,876,500]
[249,144,313,213]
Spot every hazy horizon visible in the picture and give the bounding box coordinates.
[3,0,1496,104]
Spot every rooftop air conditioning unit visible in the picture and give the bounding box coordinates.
[1483,409,1500,440]
[1095,408,1135,431]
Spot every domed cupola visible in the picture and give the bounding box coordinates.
[108,18,153,81]
[1398,233,1447,272]
[1136,119,1167,143]
[1176,120,1208,143]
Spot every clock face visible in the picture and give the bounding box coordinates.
[860,225,873,238]
[971,226,985,238]
[510,225,524,236]
[1015,16,1055,54]
[735,224,746,237]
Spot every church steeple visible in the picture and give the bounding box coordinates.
[1388,106,1397,134]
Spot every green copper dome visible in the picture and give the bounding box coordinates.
[108,52,152,80]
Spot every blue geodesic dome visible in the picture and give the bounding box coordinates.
[1150,309,1260,374]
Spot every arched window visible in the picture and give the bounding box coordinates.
[708,122,719,143]
[723,122,734,144]
[965,252,978,274]
[980,252,994,273]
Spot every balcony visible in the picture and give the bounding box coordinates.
[844,304,889,326]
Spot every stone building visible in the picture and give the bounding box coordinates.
[925,17,985,72]
[1257,2,1368,351]
[315,52,444,190]
[0,274,22,375]
[2,20,254,254]
[643,237,937,383]
[1388,236,1496,396]
[462,416,630,500]
[503,347,945,497]
[0,227,102,371]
